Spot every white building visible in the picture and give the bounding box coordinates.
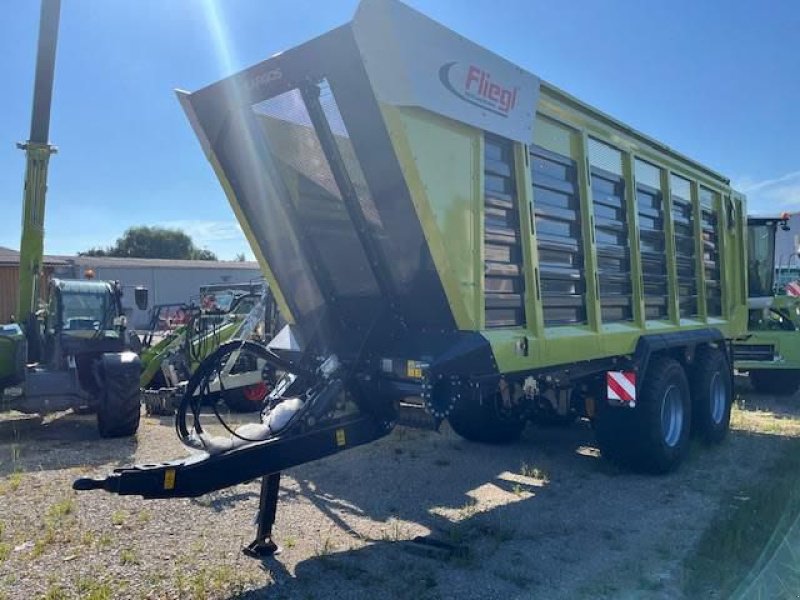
[54,255,263,328]
[0,246,263,328]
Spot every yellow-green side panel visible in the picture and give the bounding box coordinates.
[380,105,482,330]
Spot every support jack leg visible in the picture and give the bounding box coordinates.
[243,472,281,559]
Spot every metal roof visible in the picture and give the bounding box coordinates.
[0,246,69,266]
[0,246,259,270]
[69,255,260,270]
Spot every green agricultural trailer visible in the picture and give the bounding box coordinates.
[734,215,800,394]
[76,0,749,555]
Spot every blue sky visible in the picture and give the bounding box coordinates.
[1,0,798,259]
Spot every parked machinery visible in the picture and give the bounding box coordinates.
[139,283,281,414]
[0,0,146,437]
[733,215,800,394]
[76,0,749,553]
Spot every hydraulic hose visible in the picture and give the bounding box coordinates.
[174,339,310,445]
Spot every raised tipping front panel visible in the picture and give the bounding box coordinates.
[253,84,382,328]
[530,145,586,326]
[635,159,669,320]
[589,139,632,323]
[671,174,698,317]
[700,187,722,316]
[484,135,525,328]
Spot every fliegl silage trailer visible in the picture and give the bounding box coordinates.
[75,0,748,554]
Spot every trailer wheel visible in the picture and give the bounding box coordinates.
[596,358,690,473]
[448,390,525,444]
[749,369,800,396]
[690,348,732,444]
[222,382,269,413]
[97,356,141,439]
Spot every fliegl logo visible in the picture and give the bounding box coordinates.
[439,62,519,117]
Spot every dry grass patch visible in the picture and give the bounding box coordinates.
[685,406,800,596]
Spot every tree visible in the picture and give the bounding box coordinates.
[79,226,218,261]
[234,252,246,262]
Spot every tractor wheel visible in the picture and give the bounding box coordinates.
[690,347,732,444]
[448,389,525,444]
[596,358,691,474]
[97,357,141,438]
[749,369,800,396]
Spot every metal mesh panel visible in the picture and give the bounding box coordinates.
[670,174,691,200]
[670,174,697,316]
[252,87,380,301]
[700,187,722,316]
[636,160,669,320]
[531,145,586,326]
[635,158,661,189]
[317,80,383,229]
[590,140,630,322]
[484,134,525,328]
[533,115,572,157]
[592,168,632,322]
[588,138,622,176]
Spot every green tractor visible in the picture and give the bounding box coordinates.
[1,278,148,437]
[734,214,800,395]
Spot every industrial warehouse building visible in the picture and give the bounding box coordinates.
[0,246,262,328]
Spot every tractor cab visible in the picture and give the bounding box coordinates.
[747,215,789,300]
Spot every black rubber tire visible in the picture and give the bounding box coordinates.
[690,347,732,444]
[749,369,800,396]
[97,366,141,438]
[448,392,525,444]
[222,384,268,413]
[596,358,691,474]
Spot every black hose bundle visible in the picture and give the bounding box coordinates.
[175,339,307,446]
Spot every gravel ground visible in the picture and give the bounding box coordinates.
[1,381,799,599]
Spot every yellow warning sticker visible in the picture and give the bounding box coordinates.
[335,429,346,447]
[164,468,176,490]
[406,360,422,379]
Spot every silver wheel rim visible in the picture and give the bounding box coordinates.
[710,372,726,425]
[661,384,684,448]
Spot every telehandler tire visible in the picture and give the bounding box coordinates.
[97,354,141,438]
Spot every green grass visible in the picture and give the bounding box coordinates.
[684,437,800,597]
[0,542,9,562]
[520,462,549,482]
[47,497,75,521]
[7,471,23,492]
[119,548,138,565]
[75,576,114,600]
[176,565,256,600]
[110,510,126,526]
[137,509,152,524]
[43,584,69,600]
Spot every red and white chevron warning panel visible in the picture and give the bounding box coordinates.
[606,371,636,406]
